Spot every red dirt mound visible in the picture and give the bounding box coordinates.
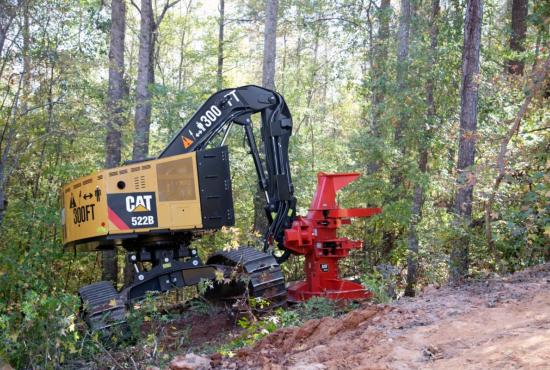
[223,263,550,369]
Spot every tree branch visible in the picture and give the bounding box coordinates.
[521,126,550,134]
[484,54,550,266]
[130,0,141,14]
[155,0,180,28]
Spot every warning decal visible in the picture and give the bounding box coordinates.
[107,192,158,230]
[182,136,194,149]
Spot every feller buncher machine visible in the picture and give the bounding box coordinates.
[61,86,381,330]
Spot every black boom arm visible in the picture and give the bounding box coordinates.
[159,85,296,261]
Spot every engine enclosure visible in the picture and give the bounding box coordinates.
[61,146,234,251]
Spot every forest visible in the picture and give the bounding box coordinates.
[0,0,548,368]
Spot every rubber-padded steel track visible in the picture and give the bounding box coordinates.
[79,281,126,331]
[79,248,286,332]
[206,247,287,310]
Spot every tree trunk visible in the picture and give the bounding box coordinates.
[0,0,17,226]
[21,1,30,114]
[216,0,224,90]
[104,0,127,284]
[394,0,411,148]
[367,0,390,175]
[261,0,278,90]
[254,0,278,235]
[0,5,28,225]
[508,0,528,75]
[485,56,550,268]
[450,0,483,282]
[133,0,154,161]
[0,24,6,59]
[368,0,393,259]
[132,0,180,160]
[391,0,411,191]
[0,2,16,59]
[0,161,5,225]
[405,0,439,297]
[177,1,193,91]
[105,0,126,169]
[1,75,23,226]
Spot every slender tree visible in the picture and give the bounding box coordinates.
[0,2,16,57]
[176,0,193,91]
[367,0,390,175]
[21,0,31,114]
[105,0,127,169]
[132,0,180,160]
[508,0,528,75]
[262,0,278,90]
[384,0,410,264]
[217,0,225,90]
[405,0,440,296]
[133,0,155,161]
[485,56,550,265]
[389,1,411,265]
[253,0,279,234]
[394,0,411,149]
[450,0,483,282]
[0,2,19,225]
[103,0,127,284]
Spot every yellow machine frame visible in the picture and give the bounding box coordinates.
[62,151,204,248]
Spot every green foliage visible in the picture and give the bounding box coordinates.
[360,270,392,304]
[0,291,81,368]
[218,296,358,356]
[0,196,98,368]
[298,297,338,320]
[189,298,216,316]
[234,315,279,346]
[125,294,162,343]
[0,0,549,367]
[274,307,302,328]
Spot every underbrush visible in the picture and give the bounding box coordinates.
[69,295,361,368]
[215,296,360,356]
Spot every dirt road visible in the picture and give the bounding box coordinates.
[229,263,550,369]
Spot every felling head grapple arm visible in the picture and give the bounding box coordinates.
[160,85,297,260]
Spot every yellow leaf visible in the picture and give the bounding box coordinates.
[214,270,225,282]
[68,343,77,354]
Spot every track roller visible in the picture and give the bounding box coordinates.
[78,281,127,332]
[205,247,287,311]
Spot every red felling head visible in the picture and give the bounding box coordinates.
[310,172,360,210]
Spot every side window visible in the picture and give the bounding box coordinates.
[156,158,196,201]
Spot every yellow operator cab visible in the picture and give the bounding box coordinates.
[61,147,234,251]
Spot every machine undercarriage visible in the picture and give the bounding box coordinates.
[79,239,286,331]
